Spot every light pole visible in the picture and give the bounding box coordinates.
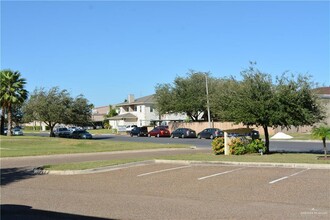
[205,74,211,128]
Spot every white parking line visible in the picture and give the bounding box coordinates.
[137,165,191,177]
[198,167,245,180]
[269,168,310,184]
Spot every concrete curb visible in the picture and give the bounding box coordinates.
[154,159,330,169]
[36,159,330,175]
[34,160,154,175]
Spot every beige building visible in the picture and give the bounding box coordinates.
[91,105,110,128]
[316,87,330,125]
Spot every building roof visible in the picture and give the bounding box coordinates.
[314,87,330,95]
[116,94,155,107]
[108,113,137,120]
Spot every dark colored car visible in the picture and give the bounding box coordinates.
[54,127,71,138]
[171,128,197,138]
[70,130,93,139]
[130,127,148,137]
[197,128,224,139]
[249,130,260,140]
[148,127,171,137]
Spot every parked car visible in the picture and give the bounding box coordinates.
[130,126,148,137]
[148,127,171,137]
[171,128,197,138]
[54,127,71,138]
[12,128,23,136]
[126,125,137,132]
[249,130,260,140]
[70,130,93,139]
[197,128,224,139]
[226,130,260,140]
[4,127,24,136]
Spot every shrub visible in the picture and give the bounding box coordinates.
[229,138,247,155]
[211,137,225,155]
[212,137,266,155]
[246,139,266,154]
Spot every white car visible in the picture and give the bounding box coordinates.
[126,125,137,132]
[12,128,24,136]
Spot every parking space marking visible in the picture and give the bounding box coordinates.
[269,168,311,184]
[137,165,191,177]
[198,167,245,180]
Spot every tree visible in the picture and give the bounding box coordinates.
[216,63,325,153]
[105,105,118,118]
[0,70,28,136]
[155,70,212,121]
[68,95,93,127]
[209,77,240,121]
[312,125,330,159]
[23,87,92,137]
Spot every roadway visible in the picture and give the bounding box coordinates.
[28,132,327,153]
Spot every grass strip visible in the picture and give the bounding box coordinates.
[0,136,188,157]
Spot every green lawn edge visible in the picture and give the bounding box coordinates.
[0,136,189,157]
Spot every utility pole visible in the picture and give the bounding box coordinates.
[205,74,211,128]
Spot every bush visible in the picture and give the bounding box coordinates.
[229,138,247,155]
[212,137,266,155]
[246,139,266,154]
[211,137,225,155]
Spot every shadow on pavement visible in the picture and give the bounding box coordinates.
[0,204,116,220]
[270,150,324,154]
[0,167,38,186]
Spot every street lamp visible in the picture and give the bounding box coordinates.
[205,74,211,128]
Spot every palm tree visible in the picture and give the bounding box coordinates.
[312,125,330,159]
[0,70,28,136]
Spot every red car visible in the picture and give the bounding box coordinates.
[148,127,171,137]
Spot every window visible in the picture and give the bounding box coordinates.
[150,107,154,112]
[134,106,138,112]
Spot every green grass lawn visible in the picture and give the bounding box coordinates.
[0,136,188,157]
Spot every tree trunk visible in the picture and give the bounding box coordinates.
[7,104,12,136]
[323,137,327,159]
[0,108,5,135]
[263,125,270,154]
[49,122,56,137]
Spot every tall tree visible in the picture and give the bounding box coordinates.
[215,63,325,153]
[23,87,92,137]
[0,70,28,136]
[68,95,93,127]
[155,70,212,121]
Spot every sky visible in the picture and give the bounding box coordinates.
[1,0,329,107]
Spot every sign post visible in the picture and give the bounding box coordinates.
[224,132,229,155]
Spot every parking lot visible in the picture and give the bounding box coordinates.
[1,162,330,219]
